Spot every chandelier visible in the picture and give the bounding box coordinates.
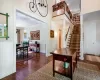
[29,0,48,17]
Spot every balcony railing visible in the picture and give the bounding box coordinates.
[52,1,80,25]
[52,1,72,19]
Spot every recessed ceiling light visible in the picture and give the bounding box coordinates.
[67,3,69,6]
[70,10,73,11]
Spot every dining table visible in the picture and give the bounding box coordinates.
[16,45,28,59]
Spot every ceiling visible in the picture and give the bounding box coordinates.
[16,11,44,27]
[16,0,81,27]
[65,0,81,14]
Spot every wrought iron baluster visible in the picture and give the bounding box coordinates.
[38,0,40,5]
[32,0,34,8]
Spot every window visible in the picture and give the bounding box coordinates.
[0,24,7,37]
[0,13,9,39]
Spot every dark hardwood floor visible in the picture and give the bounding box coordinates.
[1,53,52,80]
[1,53,100,80]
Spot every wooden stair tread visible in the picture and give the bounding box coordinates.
[69,47,80,49]
[67,24,80,54]
[69,42,80,43]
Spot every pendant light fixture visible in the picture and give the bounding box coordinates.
[29,0,48,17]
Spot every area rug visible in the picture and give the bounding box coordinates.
[25,61,100,80]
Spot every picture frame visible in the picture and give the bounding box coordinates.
[50,30,54,38]
[30,30,40,40]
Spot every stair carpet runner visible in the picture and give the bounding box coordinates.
[67,24,80,50]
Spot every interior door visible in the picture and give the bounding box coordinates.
[59,29,62,49]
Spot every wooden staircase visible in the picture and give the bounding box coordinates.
[52,1,80,51]
[67,24,80,51]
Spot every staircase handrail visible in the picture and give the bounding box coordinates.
[65,25,74,41]
[65,26,70,41]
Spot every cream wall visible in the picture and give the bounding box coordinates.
[0,0,53,79]
[17,24,48,53]
[14,0,53,56]
[51,21,61,52]
[51,20,66,53]
[81,0,100,14]
[15,0,52,23]
[83,20,100,56]
[83,11,100,56]
[81,0,100,59]
[0,0,15,79]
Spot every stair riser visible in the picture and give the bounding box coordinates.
[69,42,80,44]
[67,47,80,50]
[68,45,80,47]
[69,38,80,40]
[68,36,80,39]
[67,43,80,45]
[68,40,80,42]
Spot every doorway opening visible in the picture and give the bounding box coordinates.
[16,10,48,61]
[58,29,62,49]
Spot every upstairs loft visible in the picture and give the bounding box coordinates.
[52,1,80,25]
